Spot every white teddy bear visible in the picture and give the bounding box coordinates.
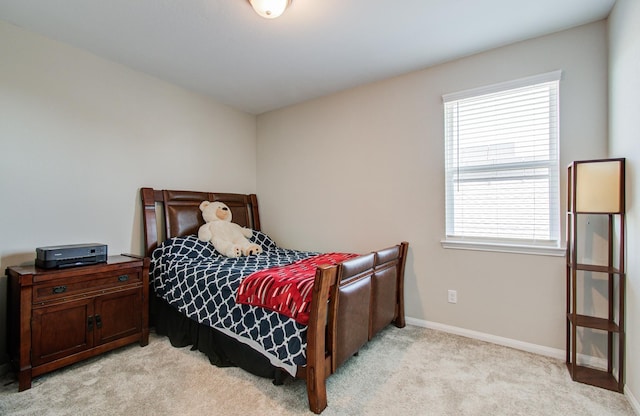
[197,201,263,258]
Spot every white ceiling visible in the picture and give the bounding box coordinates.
[0,0,616,114]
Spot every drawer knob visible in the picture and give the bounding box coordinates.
[52,285,67,294]
[118,275,129,282]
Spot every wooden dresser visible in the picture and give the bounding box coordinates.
[6,255,149,391]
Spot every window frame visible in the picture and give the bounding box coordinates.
[441,71,565,257]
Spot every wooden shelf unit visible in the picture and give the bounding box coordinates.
[566,158,625,393]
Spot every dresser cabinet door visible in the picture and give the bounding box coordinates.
[94,287,142,345]
[31,298,94,366]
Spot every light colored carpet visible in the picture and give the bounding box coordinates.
[0,326,635,415]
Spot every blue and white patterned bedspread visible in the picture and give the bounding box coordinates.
[150,231,318,376]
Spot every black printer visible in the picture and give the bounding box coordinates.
[35,243,108,269]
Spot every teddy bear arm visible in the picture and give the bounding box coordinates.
[197,224,213,242]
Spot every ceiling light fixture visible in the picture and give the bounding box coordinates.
[249,0,291,19]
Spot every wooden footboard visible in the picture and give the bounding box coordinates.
[302,241,409,414]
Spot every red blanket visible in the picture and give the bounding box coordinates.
[236,253,358,325]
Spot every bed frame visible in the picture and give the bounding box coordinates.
[140,187,408,414]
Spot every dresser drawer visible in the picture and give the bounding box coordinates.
[32,268,142,305]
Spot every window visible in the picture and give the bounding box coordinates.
[442,71,563,256]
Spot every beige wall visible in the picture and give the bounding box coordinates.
[0,21,256,365]
[257,22,608,352]
[609,0,640,408]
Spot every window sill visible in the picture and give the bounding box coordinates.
[440,240,566,257]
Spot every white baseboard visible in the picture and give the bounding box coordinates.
[405,317,566,359]
[625,386,640,416]
[406,317,639,415]
[406,317,609,368]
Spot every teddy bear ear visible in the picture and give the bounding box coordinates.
[199,201,210,211]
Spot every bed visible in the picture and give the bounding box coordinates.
[140,187,409,413]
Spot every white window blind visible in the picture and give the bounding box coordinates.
[443,71,562,253]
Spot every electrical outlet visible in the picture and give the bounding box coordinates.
[447,289,457,304]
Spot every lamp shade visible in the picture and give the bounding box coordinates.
[574,158,625,213]
[249,0,291,19]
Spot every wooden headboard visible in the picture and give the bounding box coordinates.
[140,187,260,257]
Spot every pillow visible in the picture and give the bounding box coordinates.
[249,230,278,251]
[153,235,219,260]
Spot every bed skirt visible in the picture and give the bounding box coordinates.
[151,295,287,382]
